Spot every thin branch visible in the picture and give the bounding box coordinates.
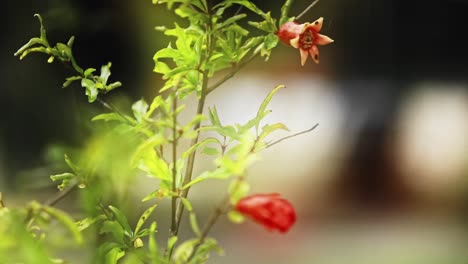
[206,53,259,95]
[186,181,237,262]
[96,98,134,125]
[266,123,319,149]
[44,180,79,207]
[295,0,320,21]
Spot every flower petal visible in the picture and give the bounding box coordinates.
[290,37,300,49]
[300,48,309,66]
[315,33,334,46]
[309,17,324,32]
[310,45,319,64]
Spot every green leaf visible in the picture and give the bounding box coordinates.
[14,37,47,57]
[42,205,83,244]
[180,197,192,212]
[230,0,267,18]
[258,123,289,145]
[148,222,159,264]
[280,0,295,25]
[134,204,158,236]
[182,137,219,159]
[100,62,112,85]
[216,14,247,30]
[100,220,125,244]
[173,239,196,263]
[50,172,76,190]
[189,213,201,238]
[202,147,219,156]
[108,206,133,237]
[63,76,81,88]
[255,84,285,130]
[92,113,129,123]
[146,95,163,118]
[208,106,222,127]
[76,215,107,231]
[84,68,96,78]
[264,33,279,50]
[34,14,49,45]
[227,210,245,224]
[105,81,122,91]
[105,247,125,264]
[64,154,79,174]
[17,46,48,60]
[130,135,165,166]
[50,172,75,182]
[182,168,231,190]
[81,78,98,103]
[166,236,178,257]
[132,99,149,122]
[191,238,224,263]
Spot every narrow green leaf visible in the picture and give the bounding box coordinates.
[43,206,83,244]
[202,147,219,156]
[217,14,247,30]
[189,213,201,238]
[230,0,267,18]
[105,81,122,91]
[134,204,158,236]
[180,197,192,212]
[105,247,125,264]
[148,222,159,264]
[64,154,79,174]
[173,239,196,263]
[181,137,218,159]
[280,0,294,25]
[50,173,75,182]
[34,14,49,45]
[166,236,178,256]
[92,113,128,123]
[146,95,163,118]
[14,37,47,57]
[76,215,106,231]
[182,168,231,190]
[208,106,222,126]
[63,76,81,88]
[108,206,133,237]
[255,84,286,130]
[18,46,48,60]
[100,220,125,244]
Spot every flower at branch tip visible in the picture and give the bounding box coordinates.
[235,193,296,233]
[276,17,334,65]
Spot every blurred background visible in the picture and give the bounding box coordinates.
[1,0,468,263]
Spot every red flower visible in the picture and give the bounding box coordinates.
[277,17,334,65]
[235,193,296,233]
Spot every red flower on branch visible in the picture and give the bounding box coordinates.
[277,17,334,65]
[235,193,296,233]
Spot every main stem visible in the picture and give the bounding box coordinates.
[170,93,178,237]
[174,71,208,236]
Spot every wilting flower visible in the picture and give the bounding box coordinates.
[277,17,334,65]
[235,193,296,233]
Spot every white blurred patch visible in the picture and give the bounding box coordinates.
[396,82,468,199]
